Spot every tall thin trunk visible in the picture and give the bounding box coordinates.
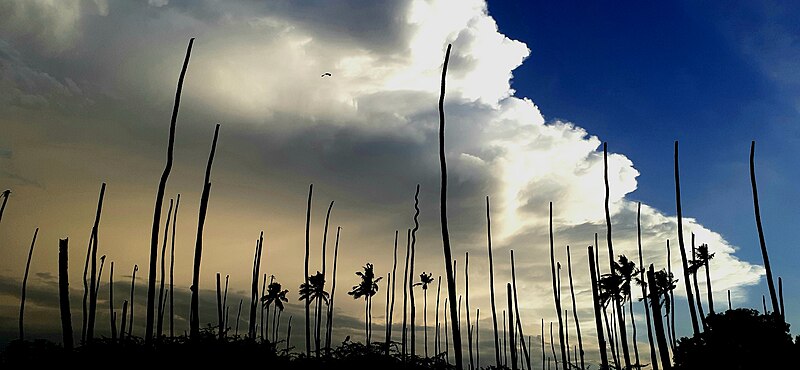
[304,184,313,355]
[762,295,767,315]
[603,143,631,369]
[223,275,228,337]
[318,200,334,356]
[779,277,784,318]
[286,315,293,352]
[445,297,449,363]
[565,310,570,367]
[750,142,780,317]
[170,194,180,337]
[566,245,584,370]
[87,183,106,342]
[410,184,420,357]
[120,301,128,344]
[466,252,473,369]
[604,302,620,369]
[435,275,442,355]
[235,299,243,337]
[637,203,659,370]
[588,246,609,370]
[19,227,38,341]
[157,198,174,338]
[666,240,675,351]
[386,230,398,353]
[81,232,91,344]
[0,189,9,225]
[705,254,714,316]
[503,311,508,367]
[189,123,220,338]
[216,273,223,339]
[325,227,341,353]
[647,265,672,370]
[424,282,429,358]
[110,261,116,341]
[146,38,194,345]
[261,274,267,341]
[611,305,621,369]
[249,233,263,338]
[486,196,501,367]
[548,203,568,370]
[727,290,731,311]
[437,44,462,369]
[58,238,74,349]
[402,228,411,358]
[629,299,640,369]
[549,321,557,369]
[674,141,701,336]
[386,271,392,353]
[128,265,137,340]
[511,250,531,370]
[541,318,546,370]
[508,284,518,370]
[476,309,480,369]
[690,234,707,330]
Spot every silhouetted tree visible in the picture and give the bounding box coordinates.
[633,203,659,370]
[548,203,568,370]
[300,271,329,351]
[414,272,435,357]
[317,200,334,356]
[565,245,584,370]
[157,198,173,338]
[216,273,223,339]
[696,243,715,315]
[689,234,707,331]
[402,229,411,358]
[437,43,462,370]
[119,301,128,343]
[109,261,117,340]
[409,185,420,357]
[465,252,473,369]
[189,123,220,338]
[303,184,313,355]
[19,227,38,341]
[385,230,398,355]
[249,232,263,339]
[234,299,242,337]
[325,226,341,353]
[58,238,73,350]
[666,240,676,350]
[647,265,672,370]
[263,280,289,342]
[146,38,194,345]
[508,283,517,370]
[0,189,9,225]
[588,246,609,370]
[749,141,780,318]
[778,277,784,318]
[86,183,106,343]
[128,264,137,340]
[349,263,382,344]
[168,193,179,337]
[486,196,501,368]
[674,141,701,337]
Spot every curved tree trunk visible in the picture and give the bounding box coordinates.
[304,184,313,354]
[435,275,442,355]
[157,198,174,338]
[87,183,106,343]
[690,234,707,330]
[486,196,501,367]
[637,203,659,370]
[386,230,398,354]
[0,190,9,225]
[466,252,473,369]
[647,265,672,370]
[402,228,411,359]
[548,203,568,370]
[146,39,194,345]
[588,246,609,370]
[326,227,341,353]
[169,194,180,338]
[249,232,263,338]
[674,141,701,336]
[318,200,334,356]
[566,245,584,370]
[508,284,517,370]
[749,141,780,317]
[19,228,38,341]
[110,261,116,341]
[128,265,137,340]
[410,185,420,357]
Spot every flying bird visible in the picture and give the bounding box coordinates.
[321,72,332,78]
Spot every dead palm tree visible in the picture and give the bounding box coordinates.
[128,265,137,340]
[249,232,264,339]
[508,283,517,370]
[300,271,329,352]
[465,252,473,369]
[110,261,117,341]
[414,272,435,357]
[146,38,194,345]
[548,203,568,370]
[410,185,420,357]
[58,238,74,349]
[0,189,10,225]
[402,229,411,358]
[303,184,313,355]
[647,265,672,370]
[666,240,676,350]
[317,200,334,356]
[565,245,584,370]
[486,196,501,367]
[157,198,174,338]
[169,193,180,337]
[588,246,609,370]
[750,141,780,317]
[263,280,289,341]
[386,230,399,354]
[689,234,707,330]
[673,141,701,336]
[437,43,462,370]
[435,275,442,355]
[19,227,38,341]
[349,263,383,344]
[696,243,715,314]
[510,249,532,369]
[636,203,659,370]
[86,183,106,343]
[325,226,341,353]
[189,123,221,338]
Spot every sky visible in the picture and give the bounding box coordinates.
[0,0,797,366]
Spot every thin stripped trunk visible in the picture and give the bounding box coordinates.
[690,234,707,330]
[437,44,462,369]
[216,273,223,339]
[727,290,731,311]
[486,196,501,367]
[666,240,676,351]
[223,275,228,337]
[189,123,220,338]
[58,238,74,349]
[170,194,180,337]
[0,190,9,224]
[548,203,568,370]
[476,309,480,369]
[19,227,38,341]
[261,274,267,341]
[445,297,449,363]
[588,246,609,370]
[157,198,174,338]
[325,227,341,353]
[410,184,420,357]
[424,284,429,357]
[637,203,659,370]
[604,305,620,370]
[249,233,263,338]
[629,299,640,368]
[541,319,546,370]
[674,141,700,336]
[566,245,585,370]
[146,39,194,345]
[565,310,570,366]
[466,252,473,369]
[318,200,334,356]
[503,311,508,367]
[779,277,784,318]
[603,143,631,369]
[435,275,441,355]
[287,315,293,352]
[235,299,242,336]
[402,228,411,358]
[87,183,106,342]
[110,262,116,341]
[386,272,392,353]
[511,249,531,370]
[705,255,714,315]
[304,184,313,355]
[749,141,780,316]
[128,265,137,340]
[386,230,398,354]
[549,321,557,369]
[120,301,128,344]
[508,284,517,370]
[648,265,672,370]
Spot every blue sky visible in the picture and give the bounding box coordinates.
[489,0,800,315]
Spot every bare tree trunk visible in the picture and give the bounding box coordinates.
[466,252,473,369]
[508,284,518,370]
[0,190,9,225]
[58,238,74,349]
[19,228,38,341]
[146,38,194,345]
[604,303,620,369]
[629,299,640,369]
[588,246,609,370]
[110,261,117,341]
[318,200,334,356]
[548,203,568,370]
[749,141,780,317]
[437,44,462,370]
[223,275,228,338]
[249,232,263,338]
[410,184,420,358]
[549,321,557,369]
[189,123,220,338]
[261,274,267,341]
[511,249,531,370]
[81,232,91,344]
[727,290,731,311]
[157,198,174,338]
[325,227,341,353]
[128,265,137,340]
[445,297,449,364]
[235,299,242,337]
[87,183,107,343]
[666,240,675,351]
[603,143,631,369]
[386,271,392,353]
[486,196,501,367]
[386,230,398,354]
[170,194,180,338]
[435,275,441,355]
[541,318,546,370]
[674,141,701,337]
[120,301,128,344]
[566,245,584,370]
[503,311,508,367]
[690,234,707,330]
[779,277,784,318]
[647,265,671,370]
[402,228,411,359]
[286,315,293,352]
[636,203,659,370]
[304,184,313,355]
[216,273,223,339]
[476,309,480,369]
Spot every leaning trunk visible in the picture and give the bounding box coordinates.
[87,183,107,342]
[410,185,420,357]
[690,234,707,330]
[58,238,74,349]
[548,203,568,370]
[19,228,38,341]
[511,250,531,369]
[170,194,180,338]
[466,252,473,369]
[318,200,334,356]
[674,141,701,336]
[648,265,672,370]
[566,245,584,370]
[128,265,137,340]
[749,141,780,316]
[385,230,398,354]
[249,233,263,338]
[588,246,609,370]
[325,227,341,353]
[303,184,313,355]
[157,198,174,338]
[508,284,517,370]
[402,229,411,359]
[486,196,501,367]
[637,203,659,370]
[110,262,116,341]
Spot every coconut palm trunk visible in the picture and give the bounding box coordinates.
[588,246,609,370]
[235,299,243,336]
[690,234,707,330]
[325,227,341,353]
[548,203,568,370]
[486,196,502,367]
[437,43,462,369]
[58,238,74,349]
[511,250,532,370]
[109,261,117,341]
[778,277,784,318]
[303,184,313,355]
[128,265,137,340]
[216,273,223,339]
[673,141,701,338]
[603,143,631,369]
[0,189,9,225]
[466,252,473,369]
[157,198,174,338]
[146,38,194,345]
[749,141,780,317]
[508,284,517,370]
[666,240,676,350]
[19,228,38,341]
[565,245,584,370]
[120,301,128,343]
[637,203,659,370]
[189,123,220,338]
[169,194,179,337]
[249,232,263,338]
[317,200,334,355]
[402,228,411,358]
[647,265,672,370]
[435,275,442,355]
[87,182,106,342]
[386,230,398,354]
